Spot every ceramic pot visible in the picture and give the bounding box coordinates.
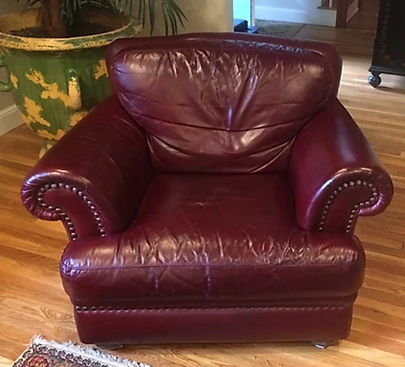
[0,8,140,156]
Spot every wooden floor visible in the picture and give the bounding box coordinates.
[1,0,405,365]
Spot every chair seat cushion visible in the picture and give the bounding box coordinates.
[61,174,365,306]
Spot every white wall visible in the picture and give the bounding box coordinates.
[256,0,337,26]
[179,0,234,33]
[137,0,234,36]
[0,2,24,136]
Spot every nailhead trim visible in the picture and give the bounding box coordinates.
[37,183,106,241]
[75,305,350,312]
[319,181,378,233]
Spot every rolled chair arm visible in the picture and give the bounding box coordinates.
[21,95,152,241]
[290,98,393,234]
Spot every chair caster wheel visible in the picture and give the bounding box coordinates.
[311,340,337,349]
[95,344,124,351]
[368,73,382,88]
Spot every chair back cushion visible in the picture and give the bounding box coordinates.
[108,33,335,173]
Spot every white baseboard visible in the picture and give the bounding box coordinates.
[0,104,24,136]
[256,5,337,27]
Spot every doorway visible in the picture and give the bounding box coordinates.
[233,0,255,26]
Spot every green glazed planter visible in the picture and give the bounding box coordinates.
[0,8,140,156]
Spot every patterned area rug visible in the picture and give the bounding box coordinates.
[13,337,150,367]
[256,20,305,38]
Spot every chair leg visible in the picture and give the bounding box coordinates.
[311,340,337,349]
[95,344,124,351]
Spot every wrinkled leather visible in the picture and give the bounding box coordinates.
[290,99,394,232]
[21,95,152,239]
[20,33,393,345]
[107,33,342,95]
[109,34,335,173]
[61,174,365,302]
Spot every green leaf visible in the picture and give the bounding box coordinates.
[149,0,157,36]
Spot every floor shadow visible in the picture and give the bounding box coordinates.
[376,84,405,95]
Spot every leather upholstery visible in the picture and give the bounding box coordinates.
[109,34,335,173]
[75,304,354,345]
[107,33,343,96]
[62,174,365,303]
[21,33,393,345]
[290,99,393,233]
[21,95,152,240]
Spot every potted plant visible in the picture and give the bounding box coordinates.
[0,0,186,156]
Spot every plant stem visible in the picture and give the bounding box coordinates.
[40,0,68,38]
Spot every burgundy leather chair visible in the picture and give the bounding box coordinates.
[22,33,393,348]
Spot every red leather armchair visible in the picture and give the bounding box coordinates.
[21,33,393,347]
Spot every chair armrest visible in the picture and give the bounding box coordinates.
[290,98,393,233]
[21,95,152,241]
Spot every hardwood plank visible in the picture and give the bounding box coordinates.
[0,357,12,367]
